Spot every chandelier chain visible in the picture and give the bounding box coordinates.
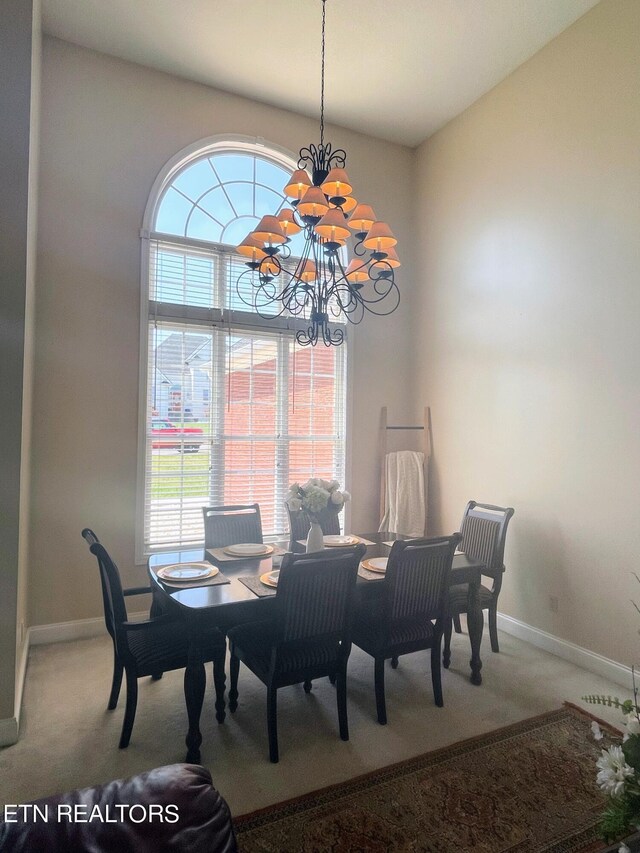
[320,0,326,148]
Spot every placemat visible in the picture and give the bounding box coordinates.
[358,564,385,581]
[152,567,231,589]
[206,545,287,563]
[237,575,277,597]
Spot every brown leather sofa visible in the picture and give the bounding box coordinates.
[0,763,237,852]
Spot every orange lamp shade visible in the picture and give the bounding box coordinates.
[283,169,312,200]
[252,215,287,245]
[331,195,358,214]
[297,186,330,219]
[345,258,370,283]
[348,203,377,232]
[261,258,280,276]
[314,208,351,242]
[236,234,267,261]
[321,168,353,198]
[363,221,397,251]
[371,247,401,270]
[277,208,302,236]
[298,260,317,282]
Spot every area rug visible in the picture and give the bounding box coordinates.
[234,705,619,853]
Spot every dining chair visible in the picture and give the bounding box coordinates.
[445,501,515,660]
[82,529,227,748]
[202,504,263,550]
[285,504,341,552]
[352,534,461,724]
[82,528,167,702]
[227,544,367,763]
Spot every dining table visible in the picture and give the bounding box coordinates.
[148,533,486,763]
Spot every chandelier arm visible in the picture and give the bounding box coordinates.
[277,239,316,317]
[298,143,346,178]
[353,236,368,257]
[358,278,401,315]
[328,254,362,314]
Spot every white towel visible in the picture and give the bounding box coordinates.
[378,451,426,537]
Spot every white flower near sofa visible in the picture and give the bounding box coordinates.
[596,746,635,797]
[584,666,640,845]
[286,479,351,552]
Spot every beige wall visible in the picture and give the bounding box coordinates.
[30,38,415,627]
[413,0,640,665]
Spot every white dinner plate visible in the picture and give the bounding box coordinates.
[323,535,359,547]
[157,563,217,581]
[223,543,272,557]
[361,557,388,574]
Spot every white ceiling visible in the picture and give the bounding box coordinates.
[41,0,599,147]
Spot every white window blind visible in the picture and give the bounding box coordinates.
[144,314,346,551]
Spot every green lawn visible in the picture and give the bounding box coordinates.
[150,450,210,500]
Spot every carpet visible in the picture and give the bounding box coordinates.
[234,705,617,853]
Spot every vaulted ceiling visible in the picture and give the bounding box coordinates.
[42,0,599,146]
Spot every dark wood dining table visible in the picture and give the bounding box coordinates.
[148,533,486,763]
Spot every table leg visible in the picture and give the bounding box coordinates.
[466,577,483,685]
[184,639,206,763]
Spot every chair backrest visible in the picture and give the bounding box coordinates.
[285,504,341,550]
[385,534,461,622]
[276,544,366,643]
[81,529,128,645]
[459,501,514,571]
[202,504,263,549]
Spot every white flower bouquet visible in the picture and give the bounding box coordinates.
[285,478,350,524]
[584,678,640,846]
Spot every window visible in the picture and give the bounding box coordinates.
[138,139,347,556]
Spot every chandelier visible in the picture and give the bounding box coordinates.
[235,0,400,347]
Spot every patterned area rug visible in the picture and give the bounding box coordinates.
[234,705,618,853]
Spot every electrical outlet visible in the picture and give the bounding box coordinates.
[549,596,559,614]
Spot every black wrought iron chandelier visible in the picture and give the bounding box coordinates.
[235,0,400,346]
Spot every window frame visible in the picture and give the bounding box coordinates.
[135,135,353,563]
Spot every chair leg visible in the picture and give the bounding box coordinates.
[213,646,226,724]
[108,651,123,710]
[443,618,452,669]
[431,642,444,707]
[336,665,349,741]
[149,595,164,680]
[374,657,387,725]
[119,668,138,749]
[453,614,462,634]
[303,679,312,693]
[267,686,279,763]
[489,601,500,653]
[390,656,399,669]
[229,644,239,713]
[149,591,164,619]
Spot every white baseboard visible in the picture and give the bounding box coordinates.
[24,610,631,697]
[497,612,632,689]
[0,630,31,747]
[0,716,19,747]
[29,612,147,646]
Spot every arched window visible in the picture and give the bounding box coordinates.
[138,138,347,556]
